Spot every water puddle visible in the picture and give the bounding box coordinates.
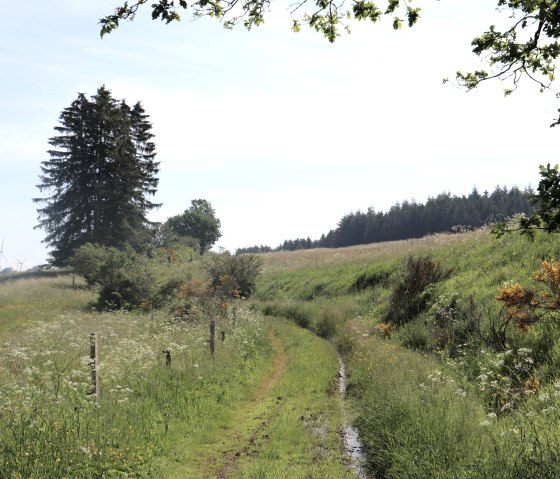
[338,354,368,479]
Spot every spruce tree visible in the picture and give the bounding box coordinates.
[35,86,160,265]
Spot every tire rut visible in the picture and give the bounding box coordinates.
[206,330,288,478]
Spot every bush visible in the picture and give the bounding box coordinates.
[397,320,433,351]
[70,244,156,310]
[350,268,391,292]
[385,255,452,326]
[315,305,343,339]
[203,252,263,298]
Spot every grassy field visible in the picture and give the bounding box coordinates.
[6,228,560,478]
[253,228,560,478]
[0,273,353,478]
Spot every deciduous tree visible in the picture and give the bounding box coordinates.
[166,199,222,254]
[101,1,560,102]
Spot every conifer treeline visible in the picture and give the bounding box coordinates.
[237,186,534,254]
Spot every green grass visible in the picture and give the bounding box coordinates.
[8,228,560,478]
[0,275,96,336]
[232,319,354,479]
[0,275,275,478]
[0,272,357,478]
[252,229,560,478]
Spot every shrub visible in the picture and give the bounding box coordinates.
[385,255,452,326]
[70,244,156,310]
[428,294,484,353]
[203,252,263,298]
[397,320,433,350]
[315,305,342,339]
[262,302,283,317]
[69,243,109,286]
[283,303,312,329]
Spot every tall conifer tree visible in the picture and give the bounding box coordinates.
[35,86,160,265]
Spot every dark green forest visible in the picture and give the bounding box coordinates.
[238,186,535,254]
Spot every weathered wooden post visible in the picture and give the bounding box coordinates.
[209,318,215,357]
[163,349,171,368]
[90,332,99,399]
[232,307,237,327]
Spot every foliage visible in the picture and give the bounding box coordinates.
[34,86,160,265]
[350,266,391,292]
[101,0,422,43]
[496,259,560,331]
[102,2,560,115]
[249,185,533,252]
[385,254,452,326]
[494,164,560,239]
[165,199,221,254]
[203,252,263,298]
[70,243,156,310]
[455,1,560,106]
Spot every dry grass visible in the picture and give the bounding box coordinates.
[257,229,490,274]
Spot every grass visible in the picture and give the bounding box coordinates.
[0,274,275,478]
[0,275,95,336]
[8,227,560,478]
[252,228,560,478]
[0,271,357,478]
[231,319,354,479]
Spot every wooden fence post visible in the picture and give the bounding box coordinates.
[163,349,171,368]
[90,332,99,399]
[209,318,215,357]
[232,307,237,327]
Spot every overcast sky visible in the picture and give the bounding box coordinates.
[2,0,559,268]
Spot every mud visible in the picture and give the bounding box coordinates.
[338,354,368,479]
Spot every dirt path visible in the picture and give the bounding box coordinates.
[201,330,288,478]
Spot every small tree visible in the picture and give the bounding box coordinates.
[496,259,560,331]
[166,199,221,254]
[385,255,452,326]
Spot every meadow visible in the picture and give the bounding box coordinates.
[0,274,276,478]
[0,273,353,478]
[5,228,560,478]
[253,228,560,478]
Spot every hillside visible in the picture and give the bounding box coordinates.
[3,229,560,478]
[252,227,560,478]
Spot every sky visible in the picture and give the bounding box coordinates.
[1,0,559,268]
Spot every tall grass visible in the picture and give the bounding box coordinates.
[253,228,560,478]
[0,297,273,478]
[346,322,560,478]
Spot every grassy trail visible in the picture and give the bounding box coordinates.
[206,330,288,478]
[166,319,355,479]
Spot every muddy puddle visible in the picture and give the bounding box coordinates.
[338,354,368,479]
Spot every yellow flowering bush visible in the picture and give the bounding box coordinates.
[496,259,560,330]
